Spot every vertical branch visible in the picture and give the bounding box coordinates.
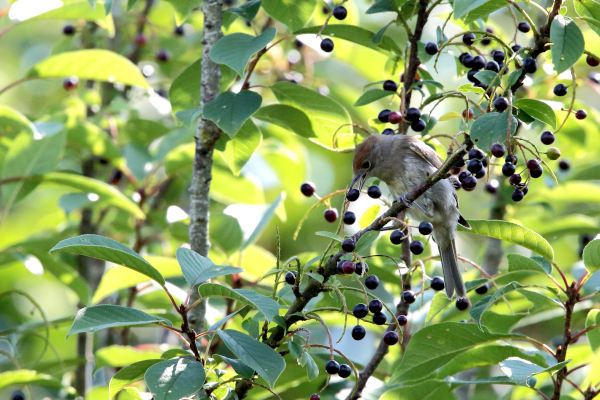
[187,0,224,336]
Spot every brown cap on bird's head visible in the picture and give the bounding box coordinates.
[352,135,378,174]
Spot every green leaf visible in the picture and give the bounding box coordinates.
[175,108,202,128]
[474,70,501,87]
[453,0,491,18]
[426,292,452,323]
[294,25,403,56]
[203,90,262,137]
[28,0,106,21]
[225,0,262,20]
[209,213,244,256]
[381,379,455,400]
[109,359,163,399]
[389,322,520,384]
[518,289,563,314]
[463,0,508,22]
[144,358,205,400]
[354,89,395,106]
[242,192,285,249]
[534,214,600,237]
[574,0,600,38]
[0,105,35,137]
[439,111,462,121]
[217,329,286,387]
[68,305,171,336]
[0,370,62,390]
[469,282,525,327]
[270,81,354,150]
[359,205,381,229]
[507,70,522,87]
[355,231,380,253]
[586,309,600,351]
[95,345,163,370]
[373,21,394,45]
[163,0,202,24]
[219,119,262,176]
[68,122,120,158]
[209,28,277,77]
[583,239,600,273]
[507,254,551,275]
[26,50,149,88]
[215,355,255,379]
[469,112,518,150]
[457,83,485,94]
[499,358,570,386]
[305,273,324,283]
[513,99,557,129]
[198,283,280,323]
[176,248,243,286]
[1,131,65,204]
[262,0,316,31]
[303,353,319,381]
[366,0,397,14]
[550,16,585,74]
[50,234,164,284]
[458,220,554,261]
[253,104,316,138]
[315,231,343,242]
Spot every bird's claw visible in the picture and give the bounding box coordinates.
[398,193,414,209]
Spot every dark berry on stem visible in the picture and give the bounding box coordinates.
[469,148,485,160]
[174,25,185,36]
[383,80,398,92]
[411,119,427,132]
[530,166,543,178]
[355,261,368,275]
[491,142,506,158]
[353,303,369,318]
[431,276,445,291]
[390,229,405,245]
[467,159,483,174]
[135,33,148,46]
[338,364,352,378]
[456,298,469,310]
[63,76,79,90]
[337,260,345,274]
[156,49,170,62]
[541,131,555,145]
[369,299,383,313]
[576,109,587,120]
[467,69,480,83]
[512,189,525,202]
[494,97,509,112]
[419,221,433,235]
[406,107,421,122]
[373,312,387,325]
[587,55,600,67]
[484,180,499,194]
[512,44,523,52]
[518,21,531,32]
[333,5,347,20]
[300,182,316,197]
[458,171,470,183]
[382,128,395,135]
[506,153,518,164]
[523,58,537,74]
[501,163,515,178]
[409,240,424,255]
[471,55,486,70]
[463,33,476,45]
[463,109,474,120]
[352,325,366,340]
[554,83,568,96]
[462,175,477,191]
[383,331,399,346]
[403,290,416,304]
[365,275,379,290]
[475,283,489,294]
[485,60,500,72]
[398,315,408,326]
[388,111,403,124]
[509,173,522,185]
[425,41,439,55]
[558,160,570,171]
[11,392,25,400]
[462,54,475,68]
[285,271,297,285]
[378,109,391,123]
[343,211,356,225]
[310,394,321,400]
[320,38,334,52]
[63,25,75,35]
[324,209,338,222]
[526,159,540,170]
[342,239,355,253]
[368,185,382,198]
[493,50,505,63]
[456,158,466,168]
[347,189,360,201]
[325,360,340,374]
[475,169,486,179]
[341,260,356,274]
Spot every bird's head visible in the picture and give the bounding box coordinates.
[350,135,379,190]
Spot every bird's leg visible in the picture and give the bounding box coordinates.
[397,192,414,209]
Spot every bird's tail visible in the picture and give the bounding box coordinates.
[438,240,466,299]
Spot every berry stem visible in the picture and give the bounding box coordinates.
[554,67,577,135]
[306,313,335,360]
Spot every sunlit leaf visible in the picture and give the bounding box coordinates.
[68,305,171,336]
[550,16,585,74]
[262,0,316,31]
[144,358,205,400]
[198,283,280,323]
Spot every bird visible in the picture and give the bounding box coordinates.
[350,134,471,299]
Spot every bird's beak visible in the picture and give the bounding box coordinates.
[350,174,367,191]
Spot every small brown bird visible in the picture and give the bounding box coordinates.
[350,134,471,299]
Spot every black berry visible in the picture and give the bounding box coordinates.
[355,261,368,275]
[341,260,356,274]
[485,60,500,72]
[174,25,185,36]
[462,175,477,191]
[469,149,485,160]
[518,21,531,33]
[398,315,408,326]
[342,239,355,253]
[526,159,540,170]
[456,298,469,310]
[403,290,416,304]
[541,131,555,145]
[63,25,75,35]
[481,28,493,46]
[325,360,340,374]
[390,229,405,245]
[372,312,387,325]
[587,55,600,67]
[430,276,445,291]
[463,33,476,45]
[320,38,334,52]
[310,394,321,400]
[368,185,382,198]
[383,331,399,345]
[475,169,486,179]
[378,109,391,123]
[512,44,523,52]
[554,83,568,96]
[382,128,395,135]
[506,153,518,164]
[558,160,570,171]
[333,5,347,20]
[494,97,509,112]
[409,240,424,254]
[509,173,522,185]
[353,303,369,318]
[300,182,316,197]
[383,80,398,92]
[352,325,366,340]
[475,283,489,294]
[462,54,475,68]
[484,180,499,194]
[493,50,505,63]
[368,299,383,313]
[405,107,421,122]
[156,49,170,62]
[576,109,587,120]
[365,275,379,290]
[472,55,486,70]
[338,364,352,378]
[458,171,470,182]
[467,159,483,174]
[343,211,356,225]
[11,392,25,400]
[324,209,338,222]
[467,69,480,83]
[425,41,439,55]
[512,189,525,202]
[285,271,297,285]
[347,189,360,201]
[418,221,433,235]
[523,58,537,74]
[411,119,427,132]
[63,76,79,90]
[491,142,506,157]
[530,166,543,178]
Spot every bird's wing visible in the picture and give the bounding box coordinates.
[407,140,443,169]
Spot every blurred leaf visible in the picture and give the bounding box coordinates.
[584,239,600,273]
[211,166,265,204]
[463,0,507,22]
[67,122,120,159]
[242,192,284,249]
[315,231,343,242]
[262,0,316,31]
[203,91,262,137]
[28,1,106,21]
[253,104,316,138]
[215,355,255,379]
[534,214,600,237]
[570,163,600,180]
[389,322,520,384]
[513,99,556,129]
[469,112,518,150]
[532,182,600,206]
[354,89,395,106]
[225,0,262,20]
[474,70,501,87]
[359,205,381,229]
[0,105,35,138]
[439,111,462,121]
[199,283,280,323]
[176,248,243,286]
[26,50,149,88]
[453,0,495,19]
[51,234,164,284]
[1,131,66,205]
[68,305,171,336]
[381,379,455,400]
[209,213,244,255]
[124,119,169,145]
[366,0,398,14]
[270,82,354,150]
[219,119,262,175]
[175,108,202,128]
[163,0,202,24]
[144,358,205,400]
[355,231,380,253]
[0,370,62,390]
[469,282,525,327]
[574,0,600,38]
[458,220,554,261]
[209,28,277,77]
[586,309,600,352]
[499,358,570,386]
[295,24,403,55]
[217,329,286,387]
[95,345,163,370]
[109,359,163,399]
[550,16,585,74]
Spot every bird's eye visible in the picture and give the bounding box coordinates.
[362,160,370,169]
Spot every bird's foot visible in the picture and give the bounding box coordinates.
[397,193,414,209]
